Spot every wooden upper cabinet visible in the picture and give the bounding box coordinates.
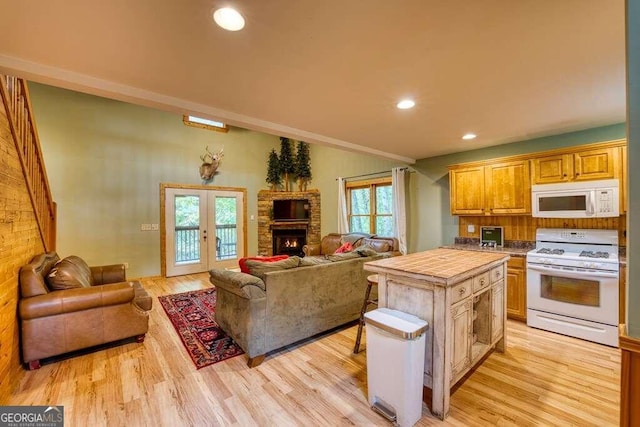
[450,161,530,215]
[449,140,625,216]
[573,147,617,181]
[532,147,617,184]
[485,161,531,214]
[450,166,485,215]
[530,154,573,184]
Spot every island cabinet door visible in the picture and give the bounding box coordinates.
[492,280,505,343]
[450,299,472,382]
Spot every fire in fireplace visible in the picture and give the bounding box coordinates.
[272,228,307,256]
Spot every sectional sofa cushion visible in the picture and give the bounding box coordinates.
[244,256,301,280]
[238,255,289,274]
[299,256,332,266]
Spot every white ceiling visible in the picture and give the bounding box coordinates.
[0,0,626,163]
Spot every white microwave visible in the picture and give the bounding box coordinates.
[531,179,619,218]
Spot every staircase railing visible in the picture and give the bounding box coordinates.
[0,74,56,251]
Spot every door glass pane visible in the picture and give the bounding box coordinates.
[540,274,600,306]
[215,196,237,260]
[175,195,200,263]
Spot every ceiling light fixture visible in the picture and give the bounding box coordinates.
[462,133,477,140]
[396,99,415,110]
[213,7,245,31]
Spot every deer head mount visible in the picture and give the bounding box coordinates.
[199,146,224,181]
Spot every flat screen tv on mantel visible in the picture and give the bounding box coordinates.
[273,199,309,221]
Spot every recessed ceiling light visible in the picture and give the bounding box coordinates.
[213,7,245,31]
[462,133,477,140]
[396,99,415,110]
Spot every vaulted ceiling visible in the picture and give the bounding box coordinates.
[0,0,626,163]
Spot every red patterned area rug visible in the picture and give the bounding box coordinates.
[158,288,244,369]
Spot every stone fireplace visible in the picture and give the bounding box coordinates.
[257,190,321,256]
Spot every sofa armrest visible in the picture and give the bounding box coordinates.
[302,243,321,256]
[91,264,126,285]
[19,282,135,320]
[209,269,266,299]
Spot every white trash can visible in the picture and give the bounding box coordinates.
[364,307,429,427]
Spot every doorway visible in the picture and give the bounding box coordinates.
[162,184,246,277]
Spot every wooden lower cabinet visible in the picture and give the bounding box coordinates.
[450,267,506,386]
[492,280,505,343]
[450,300,472,381]
[506,257,527,321]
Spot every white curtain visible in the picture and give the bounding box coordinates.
[392,167,408,254]
[337,177,349,234]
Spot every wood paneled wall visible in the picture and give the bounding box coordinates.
[458,215,627,246]
[620,326,640,426]
[0,95,44,401]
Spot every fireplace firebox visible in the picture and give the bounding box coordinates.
[272,228,307,256]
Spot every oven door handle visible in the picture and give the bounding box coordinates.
[527,263,618,279]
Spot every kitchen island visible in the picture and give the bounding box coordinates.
[364,248,510,420]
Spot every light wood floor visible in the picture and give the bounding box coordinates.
[9,273,620,426]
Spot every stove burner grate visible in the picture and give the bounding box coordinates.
[579,251,610,259]
[536,248,565,255]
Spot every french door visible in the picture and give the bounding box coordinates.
[164,186,245,277]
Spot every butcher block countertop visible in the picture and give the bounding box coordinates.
[365,248,510,286]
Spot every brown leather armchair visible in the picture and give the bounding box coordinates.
[302,233,400,257]
[19,252,152,369]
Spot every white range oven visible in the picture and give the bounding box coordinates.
[526,228,619,347]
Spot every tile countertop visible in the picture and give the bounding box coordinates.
[441,243,530,257]
[364,248,510,287]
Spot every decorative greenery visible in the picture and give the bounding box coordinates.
[295,141,312,191]
[279,137,296,191]
[266,149,282,191]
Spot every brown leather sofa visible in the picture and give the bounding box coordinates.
[19,252,152,369]
[302,233,400,257]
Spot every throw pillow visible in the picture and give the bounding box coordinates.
[238,255,289,274]
[46,255,93,290]
[245,256,301,280]
[354,245,378,257]
[361,238,391,253]
[334,242,353,254]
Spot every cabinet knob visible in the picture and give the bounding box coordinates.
[459,287,466,296]
[480,278,485,285]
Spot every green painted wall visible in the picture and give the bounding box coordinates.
[29,83,404,278]
[410,124,627,250]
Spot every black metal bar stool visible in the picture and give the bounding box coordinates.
[353,274,379,354]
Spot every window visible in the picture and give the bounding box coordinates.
[183,115,229,133]
[346,177,393,236]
